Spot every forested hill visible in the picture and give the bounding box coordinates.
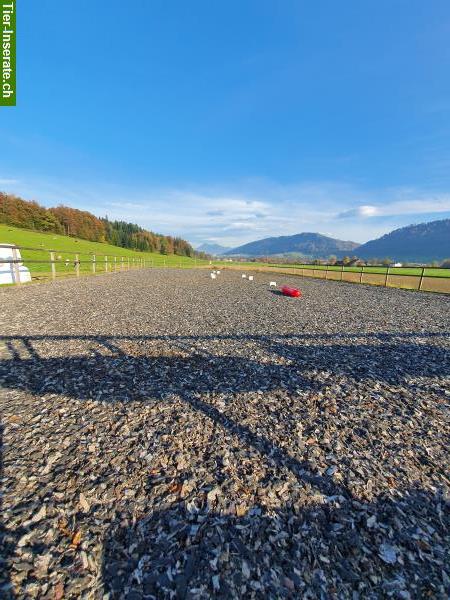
[0,192,195,257]
[356,218,450,262]
[226,232,359,258]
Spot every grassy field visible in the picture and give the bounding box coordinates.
[215,260,450,278]
[0,224,206,281]
[213,258,450,293]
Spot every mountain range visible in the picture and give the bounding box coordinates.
[203,218,450,262]
[225,232,359,258]
[196,242,231,255]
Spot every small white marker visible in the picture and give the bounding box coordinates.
[210,273,217,279]
[216,270,221,274]
[248,275,254,281]
[242,274,247,278]
[269,281,277,287]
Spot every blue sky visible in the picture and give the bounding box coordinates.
[1,0,450,247]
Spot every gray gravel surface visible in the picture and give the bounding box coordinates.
[0,269,449,600]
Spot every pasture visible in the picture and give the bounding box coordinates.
[0,224,204,280]
[217,259,450,278]
[216,259,450,294]
[0,269,449,598]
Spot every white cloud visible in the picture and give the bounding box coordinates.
[339,205,380,218]
[2,174,450,246]
[339,196,450,219]
[0,178,20,185]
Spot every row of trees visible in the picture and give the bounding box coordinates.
[101,218,194,256]
[0,192,196,257]
[246,253,450,267]
[0,193,64,233]
[325,255,450,267]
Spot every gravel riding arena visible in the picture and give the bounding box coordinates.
[1,269,449,599]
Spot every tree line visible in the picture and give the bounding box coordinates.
[0,192,199,257]
[245,254,450,268]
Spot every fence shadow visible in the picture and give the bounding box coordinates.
[1,337,448,401]
[0,332,448,597]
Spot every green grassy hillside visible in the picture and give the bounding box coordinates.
[0,224,206,281]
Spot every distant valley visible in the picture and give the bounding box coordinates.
[201,218,450,262]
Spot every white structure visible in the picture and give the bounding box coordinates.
[269,281,277,287]
[248,275,254,281]
[241,274,247,278]
[210,272,217,279]
[216,270,221,274]
[0,244,32,285]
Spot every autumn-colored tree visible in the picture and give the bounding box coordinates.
[49,206,106,242]
[0,192,63,233]
[0,193,195,257]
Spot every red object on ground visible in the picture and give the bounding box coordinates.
[281,286,302,298]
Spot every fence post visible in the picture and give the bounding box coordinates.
[50,251,56,281]
[325,265,329,280]
[359,265,364,284]
[341,264,344,281]
[128,258,130,270]
[12,247,21,285]
[92,255,96,274]
[114,256,117,272]
[75,254,80,277]
[105,255,108,273]
[419,267,425,291]
[384,266,390,287]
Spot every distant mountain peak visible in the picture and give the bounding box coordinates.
[225,232,359,258]
[196,242,230,255]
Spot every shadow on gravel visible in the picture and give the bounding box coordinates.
[101,486,449,599]
[0,337,448,399]
[0,332,449,598]
[0,421,14,599]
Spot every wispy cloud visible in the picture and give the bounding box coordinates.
[338,205,380,218]
[338,195,450,219]
[0,178,20,185]
[2,174,450,246]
